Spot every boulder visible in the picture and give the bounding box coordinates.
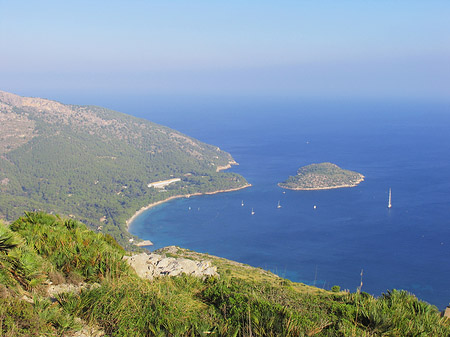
[124,252,218,280]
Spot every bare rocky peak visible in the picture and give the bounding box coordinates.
[0,90,117,129]
[0,90,151,147]
[0,90,230,162]
[0,90,68,112]
[0,90,27,107]
[0,92,37,154]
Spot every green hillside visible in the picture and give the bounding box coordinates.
[0,212,448,336]
[0,91,248,246]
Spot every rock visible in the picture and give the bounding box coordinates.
[45,284,105,337]
[69,323,105,337]
[47,282,100,301]
[135,239,153,247]
[443,306,450,319]
[20,295,33,303]
[124,252,218,280]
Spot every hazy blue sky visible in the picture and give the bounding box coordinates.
[1,1,449,101]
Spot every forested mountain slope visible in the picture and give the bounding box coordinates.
[0,91,247,246]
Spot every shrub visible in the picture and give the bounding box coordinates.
[331,285,341,292]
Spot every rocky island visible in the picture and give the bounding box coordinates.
[278,162,364,190]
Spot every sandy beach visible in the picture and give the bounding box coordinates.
[126,183,252,230]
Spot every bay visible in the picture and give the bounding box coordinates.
[128,97,450,309]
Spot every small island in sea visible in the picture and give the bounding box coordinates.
[278,162,364,190]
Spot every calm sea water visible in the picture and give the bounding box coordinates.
[127,98,450,309]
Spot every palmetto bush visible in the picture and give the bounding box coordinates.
[10,212,131,282]
[0,220,46,290]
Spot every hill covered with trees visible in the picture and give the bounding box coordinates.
[279,162,364,190]
[0,91,248,246]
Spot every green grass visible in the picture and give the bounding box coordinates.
[0,212,449,336]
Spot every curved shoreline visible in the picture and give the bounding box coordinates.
[126,183,252,230]
[278,176,364,191]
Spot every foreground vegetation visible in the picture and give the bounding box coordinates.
[0,212,448,336]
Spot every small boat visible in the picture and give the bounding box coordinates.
[251,208,255,215]
[277,201,282,209]
[388,188,392,209]
[313,205,317,209]
[241,200,244,207]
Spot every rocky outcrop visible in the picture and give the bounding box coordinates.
[47,282,100,300]
[134,239,153,247]
[68,322,105,337]
[124,251,218,280]
[443,306,450,319]
[44,282,105,337]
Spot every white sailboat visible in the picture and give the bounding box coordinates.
[241,200,244,207]
[388,188,392,209]
[251,208,255,215]
[277,200,282,209]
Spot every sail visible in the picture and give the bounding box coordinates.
[388,188,392,208]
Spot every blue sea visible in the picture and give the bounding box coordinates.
[125,97,450,309]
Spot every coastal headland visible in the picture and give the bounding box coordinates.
[0,90,249,248]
